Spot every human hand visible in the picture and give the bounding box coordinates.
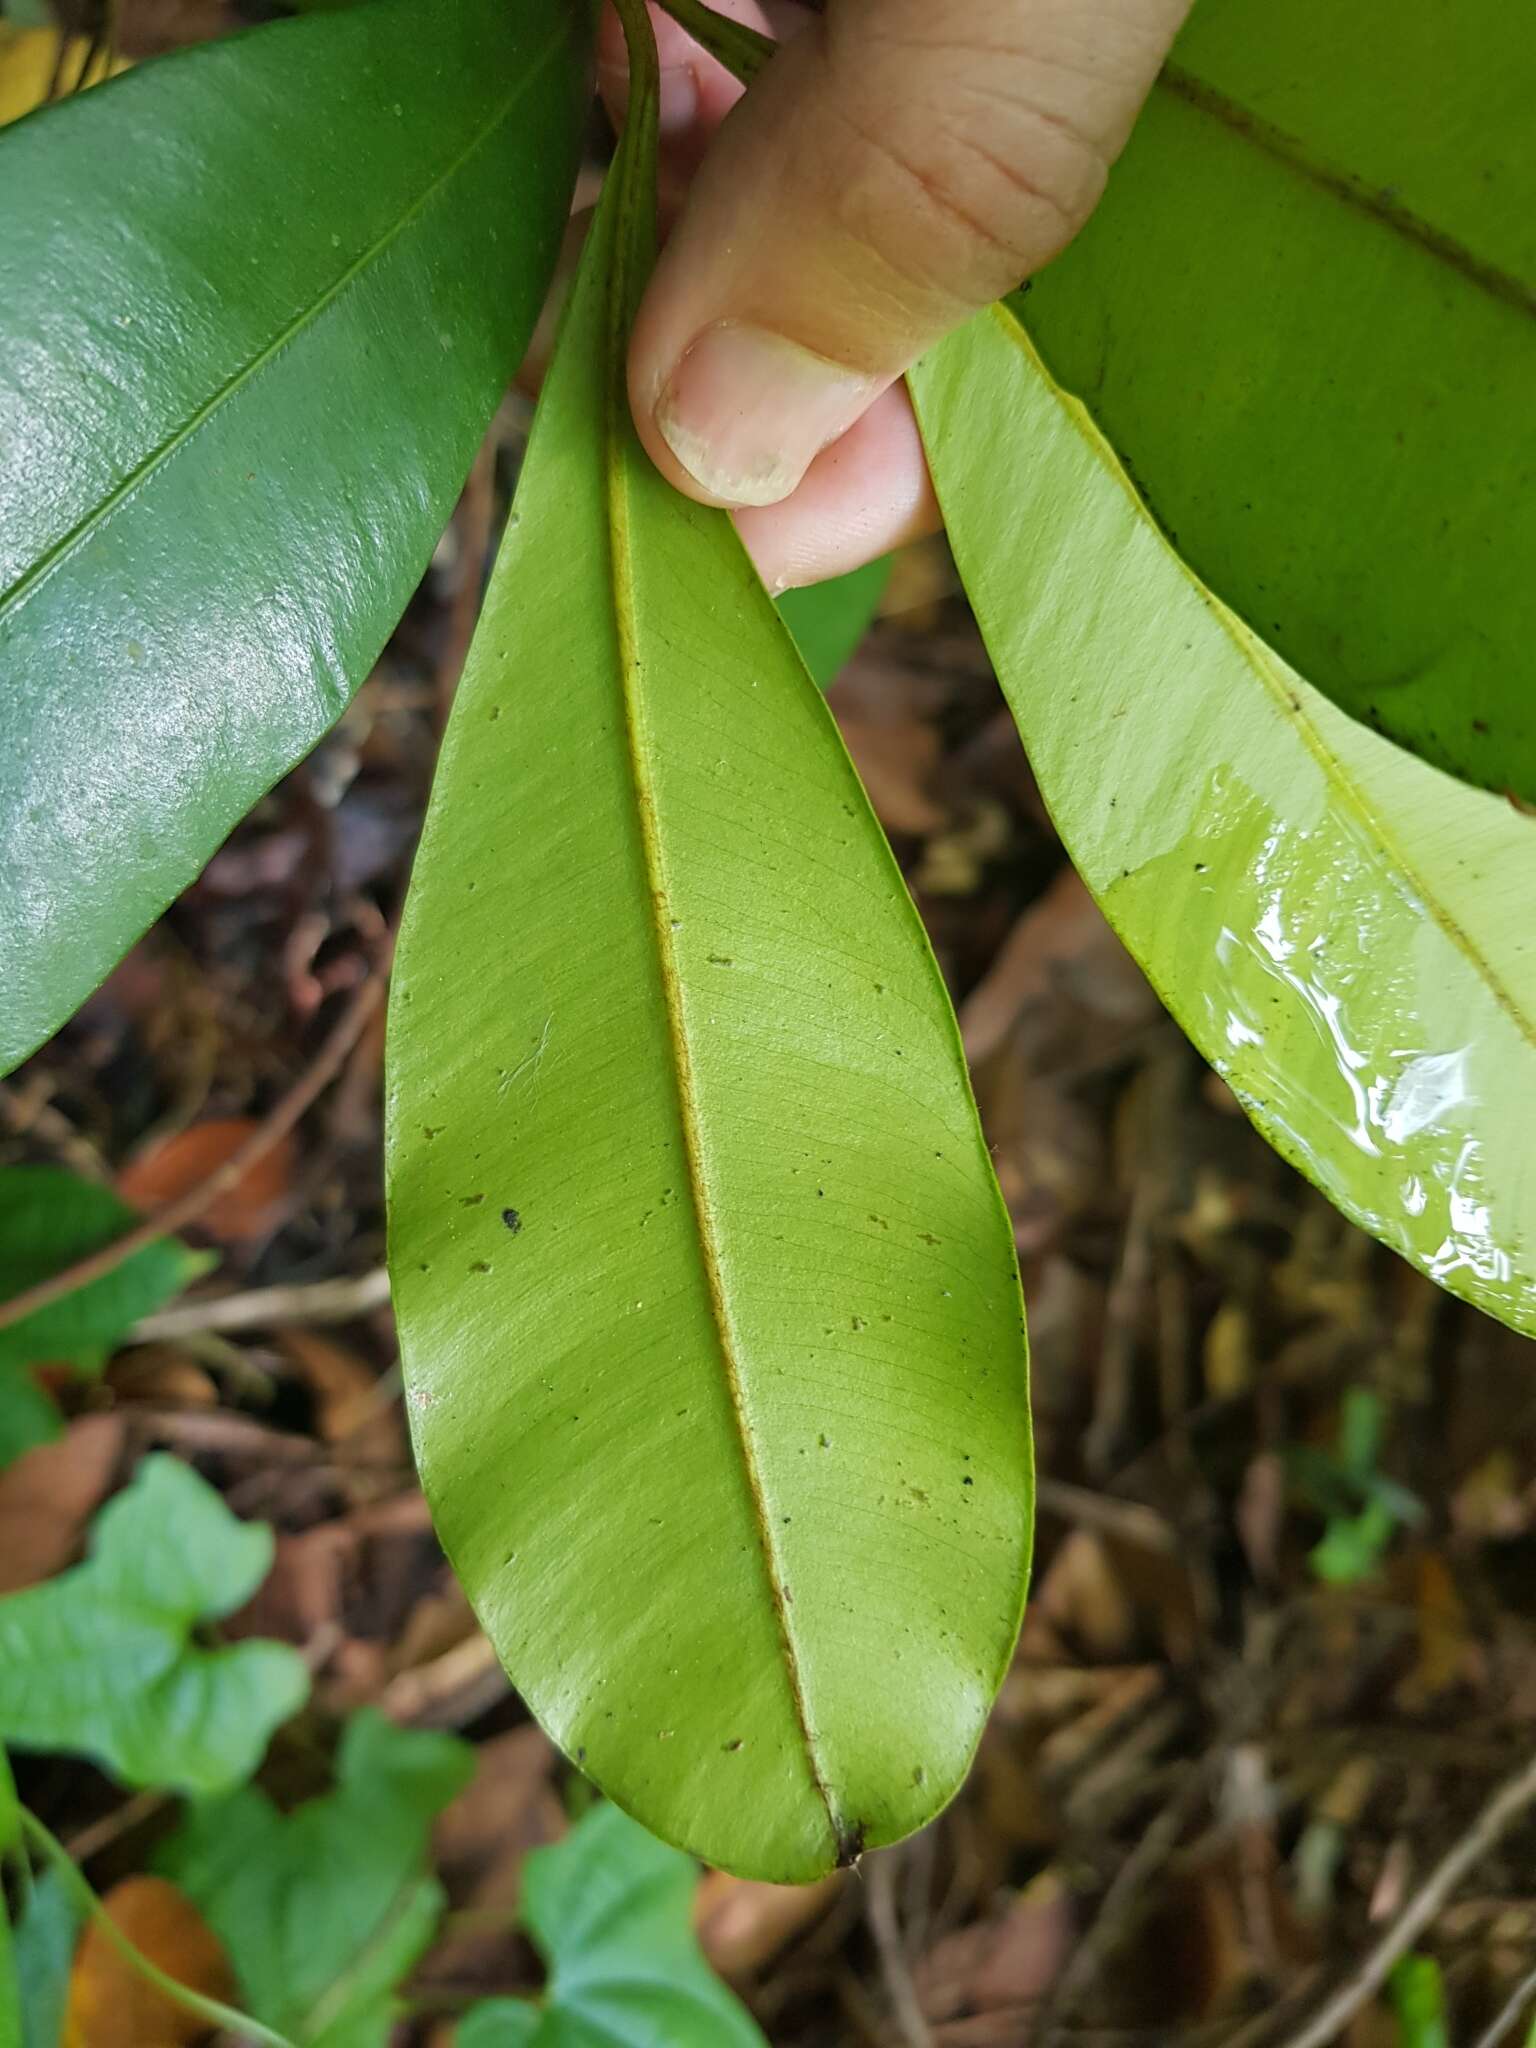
[598,0,1191,591]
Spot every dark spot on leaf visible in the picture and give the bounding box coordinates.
[725,1739,744,1752]
[469,1260,491,1274]
[502,1207,522,1233]
[460,1194,484,1208]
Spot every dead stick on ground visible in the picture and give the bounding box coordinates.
[0,967,387,1334]
[866,1849,933,2048]
[132,1266,392,1341]
[1279,1748,1536,2048]
[1471,1959,1536,2048]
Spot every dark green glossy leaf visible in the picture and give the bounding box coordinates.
[0,1453,308,1791]
[157,1711,473,2047]
[457,1803,765,2048]
[388,35,1031,1882]
[0,1167,211,1374]
[912,303,1536,1339]
[1023,0,1536,799]
[0,0,590,1074]
[776,555,891,687]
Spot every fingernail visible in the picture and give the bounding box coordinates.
[655,322,882,506]
[656,62,698,137]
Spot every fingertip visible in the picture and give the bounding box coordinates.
[732,386,941,592]
[598,2,760,159]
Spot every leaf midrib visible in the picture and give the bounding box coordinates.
[993,301,1536,1059]
[598,126,841,1859]
[0,18,567,624]
[1154,61,1536,323]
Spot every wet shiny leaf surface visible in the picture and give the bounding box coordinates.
[0,0,589,1074]
[913,302,1536,1339]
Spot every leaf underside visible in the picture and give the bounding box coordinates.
[1025,0,1536,801]
[387,67,1031,1882]
[0,0,589,1074]
[911,302,1536,1342]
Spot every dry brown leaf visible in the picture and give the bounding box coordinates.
[276,1327,402,1465]
[105,1345,218,1408]
[231,1520,355,1650]
[423,1725,564,1995]
[63,1875,233,2048]
[1025,1531,1140,1664]
[1396,1550,1483,1706]
[0,1414,124,1594]
[915,1870,1074,2022]
[117,1117,296,1242]
[960,868,1108,1064]
[695,1870,842,1979]
[834,715,947,837]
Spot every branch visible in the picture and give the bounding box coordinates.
[131,1267,391,1341]
[0,965,387,1336]
[1281,1748,1536,2048]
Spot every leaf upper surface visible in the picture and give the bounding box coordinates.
[0,0,589,1073]
[1024,0,1536,799]
[0,1454,308,1791]
[388,54,1031,1882]
[156,1710,472,2046]
[912,303,1536,1340]
[0,1167,209,1374]
[457,1803,766,2048]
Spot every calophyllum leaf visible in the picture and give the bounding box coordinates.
[1023,0,1536,802]
[387,24,1031,1882]
[0,0,591,1075]
[911,304,1536,1341]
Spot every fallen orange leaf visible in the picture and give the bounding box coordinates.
[64,1875,234,2048]
[118,1118,295,1242]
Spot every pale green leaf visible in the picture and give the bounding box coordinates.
[0,1167,212,1374]
[0,1453,308,1792]
[1024,0,1536,799]
[387,43,1031,1882]
[157,1710,472,2047]
[458,1803,765,2048]
[0,0,591,1075]
[911,303,1536,1338]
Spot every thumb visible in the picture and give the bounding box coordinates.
[629,0,1189,508]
